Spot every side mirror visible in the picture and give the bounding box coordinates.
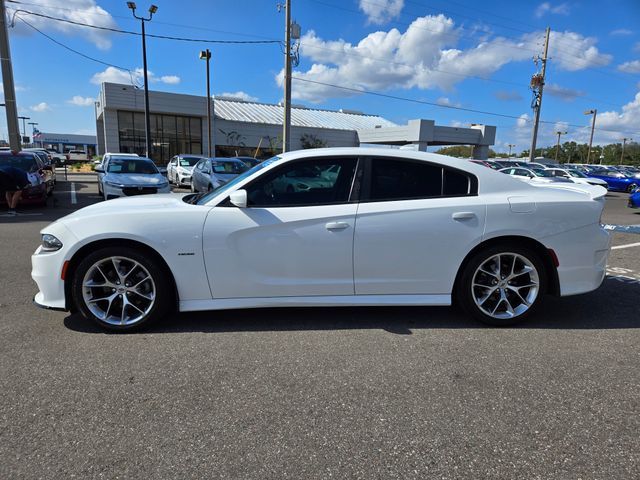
[95,166,105,173]
[229,189,248,208]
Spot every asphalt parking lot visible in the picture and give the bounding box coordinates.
[1,171,639,479]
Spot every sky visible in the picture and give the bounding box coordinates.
[3,0,640,153]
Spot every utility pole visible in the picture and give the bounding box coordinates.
[0,0,20,151]
[621,137,630,164]
[584,109,597,164]
[18,115,29,139]
[199,49,213,157]
[507,144,515,157]
[282,0,292,153]
[528,27,551,163]
[554,130,567,163]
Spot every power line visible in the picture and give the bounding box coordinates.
[10,9,283,44]
[291,76,640,136]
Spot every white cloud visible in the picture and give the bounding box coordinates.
[285,17,610,103]
[535,2,570,18]
[358,0,404,25]
[10,0,118,50]
[91,67,181,86]
[592,91,640,143]
[618,60,640,74]
[30,102,51,112]
[436,97,461,108]
[545,83,584,101]
[610,29,633,36]
[217,91,259,102]
[160,75,181,85]
[67,95,95,106]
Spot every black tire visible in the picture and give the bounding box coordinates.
[71,246,173,332]
[456,244,547,327]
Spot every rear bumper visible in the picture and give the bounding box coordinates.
[33,294,67,312]
[544,223,611,296]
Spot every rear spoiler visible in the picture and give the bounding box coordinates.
[529,183,608,200]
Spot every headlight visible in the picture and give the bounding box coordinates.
[105,181,125,188]
[41,234,63,252]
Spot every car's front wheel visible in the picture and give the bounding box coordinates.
[628,183,638,193]
[457,245,547,326]
[71,247,173,331]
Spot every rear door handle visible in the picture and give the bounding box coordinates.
[326,221,350,231]
[452,211,476,221]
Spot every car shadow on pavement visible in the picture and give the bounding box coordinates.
[63,276,640,334]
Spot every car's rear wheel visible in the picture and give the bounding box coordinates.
[71,247,172,332]
[628,183,638,193]
[457,245,547,326]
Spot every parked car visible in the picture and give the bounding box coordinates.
[498,167,573,184]
[235,156,262,168]
[67,149,90,162]
[95,156,170,200]
[167,154,205,186]
[628,189,640,209]
[32,148,610,332]
[588,169,638,192]
[543,168,609,187]
[191,157,250,193]
[0,150,53,205]
[27,150,56,188]
[46,149,68,165]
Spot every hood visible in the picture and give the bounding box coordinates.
[103,172,167,186]
[60,193,192,222]
[177,165,194,173]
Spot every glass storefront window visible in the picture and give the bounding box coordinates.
[118,110,202,165]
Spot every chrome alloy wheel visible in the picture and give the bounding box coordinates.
[81,256,156,326]
[471,253,540,320]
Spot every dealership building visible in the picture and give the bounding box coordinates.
[33,131,98,156]
[95,82,496,164]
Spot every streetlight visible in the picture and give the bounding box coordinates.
[28,121,38,147]
[127,2,157,160]
[199,49,213,157]
[17,115,29,141]
[507,143,515,157]
[621,137,631,164]
[584,109,597,164]
[554,131,567,163]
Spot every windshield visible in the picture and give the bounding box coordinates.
[532,169,554,177]
[212,160,250,174]
[195,156,281,205]
[568,169,587,178]
[0,155,37,171]
[179,157,201,167]
[108,159,158,174]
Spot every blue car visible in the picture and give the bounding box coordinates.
[589,169,639,192]
[629,190,640,209]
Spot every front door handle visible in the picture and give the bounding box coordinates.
[326,221,350,231]
[452,211,476,221]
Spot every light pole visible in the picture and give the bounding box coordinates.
[554,131,567,163]
[279,0,301,153]
[28,121,38,147]
[508,143,515,157]
[199,49,213,157]
[584,109,597,164]
[17,115,29,140]
[127,2,157,160]
[621,137,631,164]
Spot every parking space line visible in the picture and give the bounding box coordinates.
[612,241,640,250]
[70,183,77,204]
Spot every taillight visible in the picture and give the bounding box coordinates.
[547,249,560,267]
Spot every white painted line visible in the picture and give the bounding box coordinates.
[70,182,77,204]
[612,241,640,250]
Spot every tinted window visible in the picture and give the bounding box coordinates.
[246,157,357,207]
[443,169,470,195]
[0,154,38,172]
[179,157,202,167]
[211,161,249,174]
[370,158,441,201]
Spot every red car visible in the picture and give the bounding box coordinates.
[0,150,54,206]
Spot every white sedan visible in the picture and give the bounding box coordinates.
[95,156,170,200]
[32,148,611,332]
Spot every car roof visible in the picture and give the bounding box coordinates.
[0,150,37,157]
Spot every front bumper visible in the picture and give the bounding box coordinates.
[104,182,171,199]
